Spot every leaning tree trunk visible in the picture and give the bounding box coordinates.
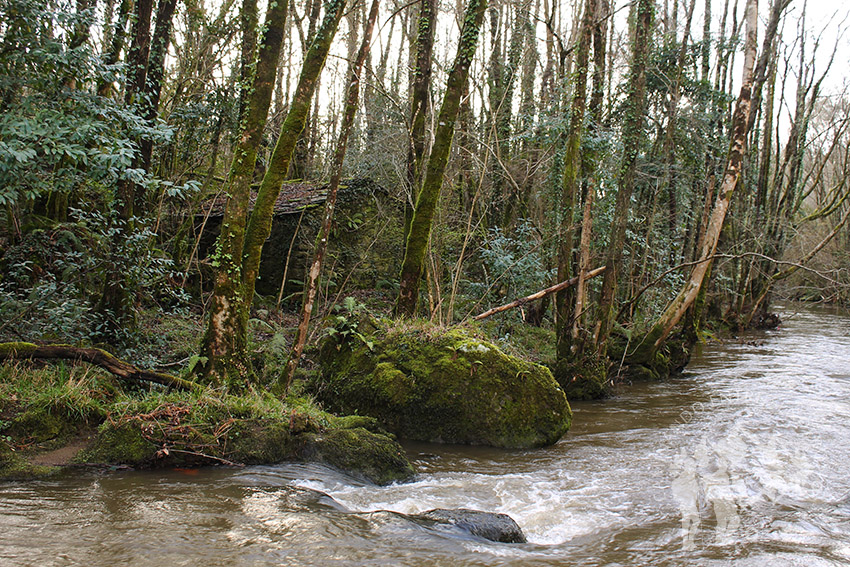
[628,0,759,365]
[395,0,489,317]
[280,0,380,394]
[593,0,654,353]
[198,0,291,384]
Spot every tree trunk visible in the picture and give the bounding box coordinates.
[405,0,437,238]
[593,0,654,353]
[554,0,593,360]
[136,0,179,208]
[94,0,155,344]
[395,0,489,317]
[628,0,759,364]
[238,0,259,117]
[281,0,379,394]
[97,0,132,97]
[239,0,347,315]
[198,0,291,384]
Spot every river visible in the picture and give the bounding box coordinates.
[2,304,850,566]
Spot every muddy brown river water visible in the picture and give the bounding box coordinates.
[2,304,850,566]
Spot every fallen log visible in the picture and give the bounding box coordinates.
[473,266,606,321]
[0,342,198,391]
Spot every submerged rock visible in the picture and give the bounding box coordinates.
[316,320,571,448]
[412,508,527,543]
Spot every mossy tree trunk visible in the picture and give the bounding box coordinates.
[627,0,759,365]
[238,0,259,117]
[395,0,489,318]
[405,0,437,237]
[593,0,654,354]
[240,0,347,308]
[282,0,380,394]
[554,0,593,361]
[137,0,179,206]
[570,0,608,350]
[198,0,291,384]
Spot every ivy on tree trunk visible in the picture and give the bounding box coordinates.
[198,0,293,385]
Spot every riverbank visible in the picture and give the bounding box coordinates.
[0,362,414,485]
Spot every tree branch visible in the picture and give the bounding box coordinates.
[0,343,198,391]
[473,266,606,321]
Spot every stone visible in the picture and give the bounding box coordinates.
[316,320,571,448]
[413,508,527,543]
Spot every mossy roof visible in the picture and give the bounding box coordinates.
[200,182,325,218]
[198,178,387,219]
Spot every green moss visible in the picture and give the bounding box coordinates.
[330,414,384,433]
[315,320,571,448]
[9,410,71,445]
[0,441,59,481]
[226,420,292,464]
[551,356,609,401]
[0,363,414,479]
[0,342,38,357]
[296,427,414,485]
[80,421,158,465]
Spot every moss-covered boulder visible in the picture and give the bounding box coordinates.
[79,409,412,484]
[315,321,572,448]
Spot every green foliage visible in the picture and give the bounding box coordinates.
[0,0,195,351]
[473,220,554,304]
[325,296,375,351]
[0,210,190,350]
[0,0,170,207]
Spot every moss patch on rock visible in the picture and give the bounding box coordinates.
[551,355,610,400]
[315,320,572,448]
[295,427,415,485]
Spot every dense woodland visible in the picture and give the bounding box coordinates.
[2,0,849,396]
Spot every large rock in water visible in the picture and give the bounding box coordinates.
[316,321,571,448]
[412,508,527,543]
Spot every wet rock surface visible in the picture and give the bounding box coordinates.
[412,508,527,543]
